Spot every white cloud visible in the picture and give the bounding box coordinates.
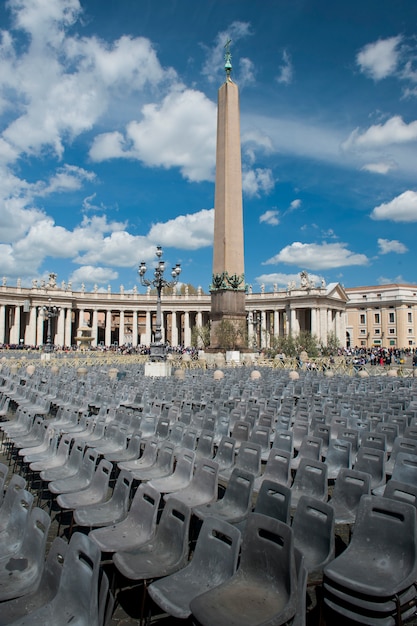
[259,210,279,226]
[90,89,217,182]
[288,199,301,212]
[238,57,256,87]
[147,209,214,250]
[344,116,417,150]
[242,168,274,197]
[377,275,406,285]
[264,241,369,270]
[371,190,417,222]
[276,50,293,85]
[69,265,118,287]
[356,36,402,80]
[361,161,397,175]
[255,271,323,289]
[38,165,96,195]
[378,238,408,254]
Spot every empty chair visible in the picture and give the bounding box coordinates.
[56,458,113,512]
[375,421,399,453]
[383,479,417,510]
[194,429,214,461]
[193,467,254,524]
[219,442,262,483]
[290,458,328,513]
[117,437,159,473]
[190,513,298,626]
[73,469,133,528]
[0,537,68,625]
[354,446,386,491]
[360,431,386,453]
[89,482,161,553]
[104,432,141,463]
[375,451,417,496]
[148,517,241,620]
[253,448,292,493]
[291,435,322,471]
[7,532,102,626]
[164,458,219,509]
[292,422,309,452]
[337,428,359,456]
[30,434,72,474]
[324,438,352,480]
[272,430,293,455]
[113,498,191,581]
[292,495,335,582]
[48,447,99,496]
[328,468,371,525]
[251,479,291,528]
[323,495,417,624]
[385,437,417,475]
[93,424,129,456]
[0,488,34,560]
[39,441,85,483]
[313,423,330,455]
[126,441,175,482]
[249,425,271,461]
[0,506,51,601]
[148,449,195,494]
[230,420,250,449]
[213,436,236,473]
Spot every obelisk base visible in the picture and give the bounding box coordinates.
[209,290,247,350]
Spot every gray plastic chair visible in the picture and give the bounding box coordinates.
[113,497,192,581]
[190,512,298,626]
[39,441,85,483]
[0,537,68,625]
[117,437,159,473]
[48,447,99,496]
[219,441,262,483]
[323,495,417,624]
[193,467,254,523]
[194,429,215,461]
[30,433,72,473]
[254,479,292,525]
[272,430,293,454]
[354,445,386,491]
[385,437,417,476]
[291,435,323,471]
[89,482,161,553]
[292,495,335,582]
[148,517,241,619]
[328,468,371,525]
[213,435,236,473]
[0,462,8,506]
[74,468,133,528]
[290,458,328,513]
[148,449,195,494]
[7,532,102,626]
[383,479,417,510]
[104,432,141,463]
[56,458,113,510]
[324,438,352,480]
[0,488,34,559]
[126,440,175,482]
[164,458,219,509]
[253,448,292,493]
[0,506,51,601]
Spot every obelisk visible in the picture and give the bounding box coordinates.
[210,41,246,349]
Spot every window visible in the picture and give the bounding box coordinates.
[360,314,366,324]
[360,340,366,346]
[374,313,380,324]
[408,312,413,323]
[374,328,380,335]
[389,328,395,334]
[409,329,413,334]
[360,329,366,335]
[389,312,395,323]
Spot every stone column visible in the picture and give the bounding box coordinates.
[64,308,72,347]
[10,306,20,345]
[184,311,191,347]
[119,310,125,346]
[132,310,138,347]
[56,308,65,347]
[311,308,318,340]
[145,310,152,345]
[0,305,5,344]
[105,310,112,346]
[25,306,37,346]
[171,311,179,346]
[273,310,279,339]
[92,309,98,347]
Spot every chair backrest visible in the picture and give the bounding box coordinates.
[255,479,291,525]
[383,479,417,510]
[391,451,417,486]
[272,430,293,454]
[262,448,292,488]
[195,430,214,460]
[235,442,262,477]
[221,468,254,514]
[230,420,250,444]
[128,482,161,531]
[292,495,335,579]
[213,436,236,470]
[0,473,28,526]
[291,458,328,510]
[360,432,386,452]
[154,498,192,564]
[329,468,371,523]
[354,446,385,490]
[386,437,417,475]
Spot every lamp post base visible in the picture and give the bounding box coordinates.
[144,360,172,378]
[149,342,167,361]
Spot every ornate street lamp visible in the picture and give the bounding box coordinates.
[138,246,181,360]
[40,298,60,353]
[248,310,262,350]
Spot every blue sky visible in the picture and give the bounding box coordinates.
[1,0,417,294]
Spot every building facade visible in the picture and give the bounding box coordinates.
[345,284,417,350]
